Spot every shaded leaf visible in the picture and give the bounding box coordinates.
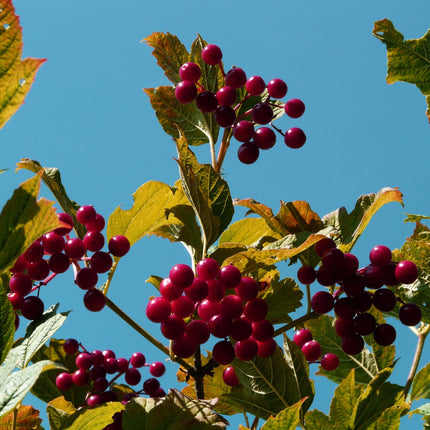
[305,315,395,385]
[13,304,69,369]
[122,389,228,430]
[367,405,404,430]
[46,396,77,430]
[0,1,45,128]
[373,19,430,122]
[0,277,14,364]
[209,243,248,267]
[15,159,84,239]
[411,362,430,401]
[276,201,323,234]
[0,404,42,429]
[304,409,330,429]
[260,399,305,430]
[0,171,62,274]
[223,338,313,420]
[322,187,403,253]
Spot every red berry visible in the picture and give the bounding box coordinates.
[238,142,259,164]
[175,80,197,103]
[235,338,258,361]
[9,273,32,296]
[395,260,418,284]
[233,120,254,143]
[256,338,277,357]
[293,328,313,347]
[130,352,146,368]
[56,372,73,391]
[216,86,236,106]
[125,367,141,386]
[267,78,288,99]
[108,235,130,257]
[301,340,321,361]
[399,303,422,326]
[225,67,247,89]
[179,62,201,82]
[220,264,241,288]
[169,263,194,288]
[21,296,44,320]
[253,127,276,150]
[75,267,98,290]
[341,334,364,355]
[201,44,222,65]
[63,338,79,355]
[321,353,339,371]
[235,276,258,301]
[196,258,221,281]
[243,298,268,322]
[54,213,74,236]
[284,98,305,118]
[284,127,306,149]
[196,91,218,113]
[311,291,334,314]
[252,103,273,125]
[83,289,106,312]
[369,245,392,267]
[212,340,235,365]
[223,365,240,386]
[146,297,171,323]
[373,323,396,346]
[149,362,166,377]
[245,76,266,96]
[215,106,236,128]
[76,205,97,225]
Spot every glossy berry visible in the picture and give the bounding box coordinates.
[54,212,74,236]
[175,81,197,103]
[63,338,79,355]
[245,76,266,96]
[196,258,221,281]
[21,296,44,320]
[253,127,276,150]
[216,86,236,106]
[353,312,376,336]
[321,353,339,371]
[206,279,226,302]
[85,214,105,232]
[83,289,106,312]
[76,352,93,369]
[225,67,247,89]
[171,335,196,358]
[73,369,90,386]
[143,378,161,396]
[130,352,146,368]
[293,328,313,347]
[197,299,222,322]
[23,242,44,263]
[243,298,268,322]
[284,127,306,149]
[64,238,86,260]
[179,62,201,82]
[223,366,240,386]
[301,340,321,361]
[238,142,259,164]
[341,334,364,355]
[372,288,397,312]
[87,394,103,407]
[9,273,32,296]
[42,232,65,254]
[373,323,396,346]
[334,297,357,319]
[251,320,274,342]
[215,106,236,128]
[76,205,97,224]
[184,278,208,302]
[322,248,344,270]
[235,338,258,361]
[149,361,166,377]
[342,274,366,297]
[49,253,70,274]
[160,315,186,340]
[343,253,360,275]
[297,265,317,285]
[335,318,355,338]
[220,295,244,319]
[399,303,422,326]
[201,44,222,65]
[108,235,130,257]
[212,340,235,365]
[27,259,50,281]
[7,293,24,310]
[196,91,218,113]
[125,367,141,385]
[116,357,129,373]
[185,320,210,345]
[171,295,194,318]
[169,263,194,288]
[311,291,334,314]
[159,277,183,301]
[284,98,305,118]
[267,78,288,99]
[256,338,277,357]
[90,251,113,273]
[315,238,336,257]
[252,103,273,124]
[208,314,233,338]
[146,297,171,322]
[56,372,73,391]
[233,120,254,143]
[83,231,105,252]
[362,264,385,289]
[230,317,252,341]
[395,260,418,284]
[220,264,242,288]
[369,245,392,267]
[75,267,98,290]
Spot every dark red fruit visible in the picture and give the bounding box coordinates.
[215,106,236,128]
[49,253,70,274]
[201,44,222,65]
[301,340,321,361]
[243,298,268,322]
[9,273,32,296]
[395,261,418,284]
[251,319,274,342]
[76,205,97,224]
[160,315,186,340]
[184,278,208,302]
[369,245,392,267]
[223,365,240,386]
[185,320,210,345]
[341,334,364,355]
[245,76,266,96]
[56,372,73,391]
[146,296,171,322]
[130,352,146,368]
[108,235,130,257]
[143,377,161,396]
[225,67,247,89]
[256,338,277,357]
[85,214,105,232]
[235,338,258,361]
[169,263,194,288]
[63,338,79,355]
[253,127,276,150]
[159,277,183,301]
[75,267,98,290]
[83,231,105,252]
[171,335,196,358]
[235,276,258,300]
[373,323,396,346]
[64,238,86,260]
[372,288,397,312]
[230,317,252,341]
[42,232,65,255]
[196,91,218,113]
[76,352,93,369]
[220,264,242,288]
[252,103,273,124]
[216,86,236,106]
[311,291,334,314]
[171,295,194,318]
[125,367,141,385]
[55,212,74,236]
[284,127,306,149]
[179,62,201,82]
[284,98,305,118]
[23,242,44,263]
[21,296,44,320]
[149,361,166,377]
[27,259,50,281]
[321,353,339,371]
[353,312,376,336]
[208,313,233,338]
[196,258,221,281]
[83,289,106,312]
[212,340,235,365]
[233,120,254,143]
[90,251,113,273]
[267,78,288,99]
[175,80,197,103]
[315,238,336,257]
[238,142,259,164]
[399,303,422,326]
[293,328,313,347]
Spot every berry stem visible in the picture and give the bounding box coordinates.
[270,122,285,137]
[306,284,312,314]
[403,323,430,398]
[215,128,233,173]
[273,312,319,337]
[104,296,194,373]
[102,260,119,295]
[251,416,259,430]
[209,133,217,172]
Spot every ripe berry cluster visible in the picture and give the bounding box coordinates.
[56,338,166,408]
[297,239,421,356]
[7,206,131,327]
[146,258,277,368]
[293,328,339,371]
[175,43,306,164]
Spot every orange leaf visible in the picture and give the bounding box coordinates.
[0,405,42,429]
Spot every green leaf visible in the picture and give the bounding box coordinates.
[46,397,77,430]
[0,171,63,274]
[261,276,303,324]
[411,362,430,401]
[367,405,404,430]
[223,337,313,420]
[0,359,58,419]
[143,32,189,84]
[0,404,42,429]
[107,179,201,258]
[176,138,234,249]
[0,1,46,129]
[350,368,405,430]
[260,399,305,430]
[0,277,14,365]
[276,201,324,234]
[219,218,281,247]
[13,304,69,369]
[305,315,395,385]
[322,187,403,253]
[122,389,228,430]
[15,159,85,239]
[404,213,430,223]
[372,19,430,122]
[304,409,330,429]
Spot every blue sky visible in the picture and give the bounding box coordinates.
[2,0,430,428]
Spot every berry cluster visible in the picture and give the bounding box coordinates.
[175,43,306,164]
[146,258,277,367]
[7,206,131,327]
[293,328,339,371]
[56,338,166,408]
[297,239,421,356]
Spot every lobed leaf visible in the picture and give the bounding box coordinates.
[0,0,46,129]
[322,187,403,253]
[260,399,306,430]
[15,159,85,238]
[46,396,77,430]
[122,389,228,430]
[411,362,430,402]
[0,404,42,429]
[305,315,395,385]
[367,405,405,430]
[0,171,62,274]
[304,409,330,429]
[0,277,14,365]
[372,19,430,122]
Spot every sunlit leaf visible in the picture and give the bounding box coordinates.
[122,389,228,429]
[411,362,430,401]
[0,404,42,429]
[0,277,14,365]
[373,19,430,122]
[0,0,45,129]
[306,315,395,385]
[367,405,405,430]
[0,171,62,274]
[15,159,85,239]
[322,187,403,253]
[276,201,323,234]
[304,409,330,429]
[260,399,305,430]
[46,396,77,430]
